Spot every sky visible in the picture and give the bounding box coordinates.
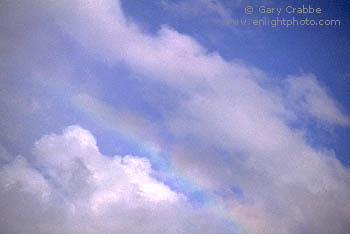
[0,0,349,234]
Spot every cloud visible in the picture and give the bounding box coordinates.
[0,126,236,234]
[0,144,12,163]
[286,74,350,126]
[0,0,349,234]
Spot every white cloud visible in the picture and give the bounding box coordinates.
[0,126,235,234]
[286,74,350,126]
[33,125,182,206]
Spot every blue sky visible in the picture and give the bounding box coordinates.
[0,1,349,234]
[122,0,350,163]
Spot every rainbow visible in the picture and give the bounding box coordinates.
[33,73,246,234]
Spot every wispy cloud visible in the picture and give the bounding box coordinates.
[286,74,350,126]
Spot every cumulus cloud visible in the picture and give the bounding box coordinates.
[0,126,236,234]
[1,0,349,234]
